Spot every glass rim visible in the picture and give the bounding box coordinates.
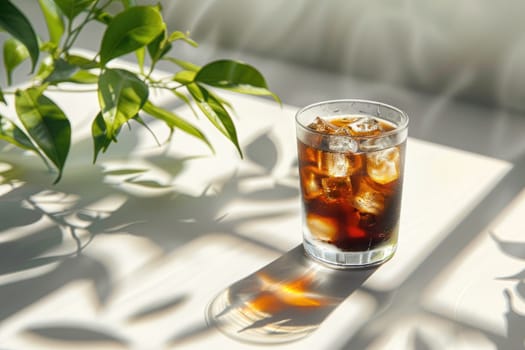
[295,99,409,140]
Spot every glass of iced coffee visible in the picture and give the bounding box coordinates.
[295,100,408,268]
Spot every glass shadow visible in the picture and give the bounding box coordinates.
[205,245,377,345]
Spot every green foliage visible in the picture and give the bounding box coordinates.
[0,113,38,151]
[195,60,281,103]
[98,68,149,139]
[37,0,64,45]
[142,100,213,152]
[187,83,242,156]
[15,86,71,183]
[3,38,29,85]
[53,0,96,20]
[0,0,279,183]
[99,6,165,65]
[0,0,39,72]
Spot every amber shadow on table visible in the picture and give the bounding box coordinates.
[205,245,377,345]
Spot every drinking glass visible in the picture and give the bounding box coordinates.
[295,99,409,268]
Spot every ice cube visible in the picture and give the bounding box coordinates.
[308,117,337,133]
[308,117,357,152]
[360,136,392,152]
[334,126,351,136]
[324,135,357,153]
[319,152,361,177]
[321,176,352,201]
[353,191,385,215]
[353,181,385,215]
[301,166,323,200]
[348,117,382,136]
[366,146,400,184]
[319,152,350,177]
[306,213,338,242]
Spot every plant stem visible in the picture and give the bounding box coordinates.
[62,0,109,53]
[145,58,158,81]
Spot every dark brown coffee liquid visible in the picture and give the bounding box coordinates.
[298,116,405,251]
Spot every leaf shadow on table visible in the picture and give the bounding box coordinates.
[168,246,377,346]
[0,173,115,321]
[22,322,129,348]
[491,232,525,350]
[0,122,301,347]
[0,130,146,322]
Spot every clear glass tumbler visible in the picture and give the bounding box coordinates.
[295,99,409,268]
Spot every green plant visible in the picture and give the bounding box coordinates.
[0,0,279,183]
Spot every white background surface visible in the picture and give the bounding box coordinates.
[0,88,520,349]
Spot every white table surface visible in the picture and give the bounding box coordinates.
[0,84,523,349]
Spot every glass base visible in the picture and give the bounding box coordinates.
[303,239,396,269]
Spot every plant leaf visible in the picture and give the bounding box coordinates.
[121,0,137,9]
[195,59,281,103]
[99,6,165,65]
[167,31,198,47]
[171,90,199,119]
[65,54,99,69]
[142,100,213,153]
[15,87,71,183]
[0,0,39,73]
[0,114,37,151]
[44,58,78,83]
[40,41,58,53]
[0,88,5,104]
[132,114,161,146]
[147,29,172,62]
[91,112,112,162]
[53,0,95,20]
[35,55,55,81]
[164,57,200,72]
[93,9,112,25]
[187,83,242,157]
[173,70,196,84]
[38,0,64,45]
[97,68,149,141]
[207,88,233,110]
[44,58,98,84]
[69,70,98,84]
[3,38,29,86]
[92,113,149,163]
[135,47,145,73]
